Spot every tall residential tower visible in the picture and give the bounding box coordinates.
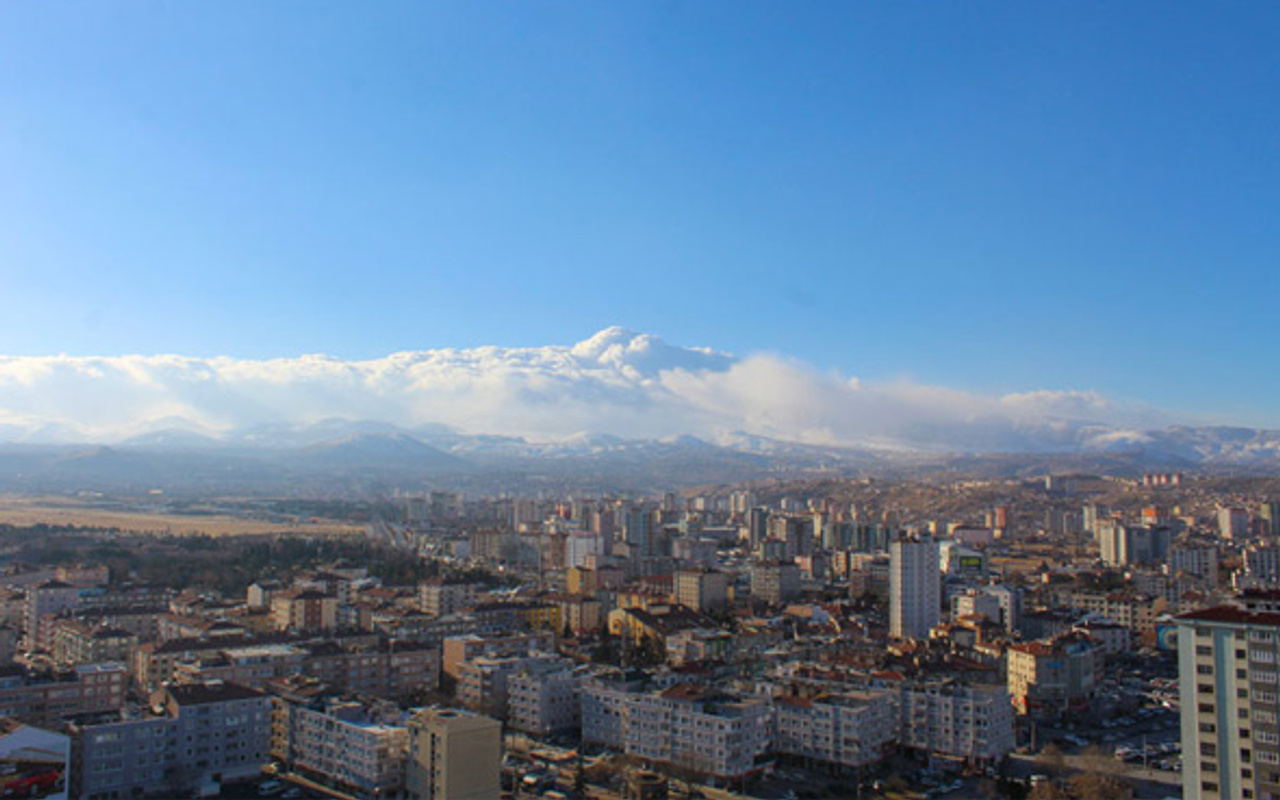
[889,533,940,640]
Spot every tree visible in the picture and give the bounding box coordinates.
[572,753,586,797]
[1027,783,1066,800]
[1069,773,1133,800]
[593,628,617,664]
[635,635,666,666]
[1071,743,1133,800]
[1037,743,1065,776]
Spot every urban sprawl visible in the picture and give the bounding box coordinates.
[3,472,1278,800]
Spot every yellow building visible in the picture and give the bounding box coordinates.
[407,708,501,800]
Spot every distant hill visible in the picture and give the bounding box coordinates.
[290,433,468,472]
[2,418,1280,494]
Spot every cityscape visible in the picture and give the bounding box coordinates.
[3,465,1280,800]
[4,4,1280,800]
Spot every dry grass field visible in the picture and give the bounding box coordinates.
[0,495,363,537]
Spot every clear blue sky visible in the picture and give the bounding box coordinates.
[2,3,1278,423]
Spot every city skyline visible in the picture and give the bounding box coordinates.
[3,4,1279,427]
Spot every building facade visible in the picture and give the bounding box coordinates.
[889,535,940,640]
[1178,606,1280,800]
[405,708,501,800]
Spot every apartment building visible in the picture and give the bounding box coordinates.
[24,580,81,651]
[751,561,801,606]
[897,681,1014,763]
[0,662,127,729]
[270,589,338,633]
[1007,634,1099,717]
[780,667,1015,765]
[69,681,271,800]
[406,708,502,800]
[274,697,409,800]
[135,632,434,695]
[1178,606,1280,800]
[49,621,136,667]
[1063,591,1161,634]
[582,675,771,780]
[674,569,730,614]
[773,689,895,771]
[441,631,555,679]
[507,658,583,737]
[417,580,479,618]
[889,534,940,640]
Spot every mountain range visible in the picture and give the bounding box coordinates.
[0,419,1276,495]
[1,328,1279,492]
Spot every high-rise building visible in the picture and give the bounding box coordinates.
[1260,502,1280,538]
[1177,606,1280,800]
[674,569,729,614]
[1098,523,1173,567]
[992,505,1009,531]
[750,561,801,606]
[1082,504,1106,537]
[1220,507,1251,541]
[1244,546,1280,587]
[406,708,502,800]
[747,508,769,550]
[1169,544,1220,586]
[889,534,940,640]
[622,506,654,557]
[23,580,79,651]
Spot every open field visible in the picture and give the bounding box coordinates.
[0,495,363,537]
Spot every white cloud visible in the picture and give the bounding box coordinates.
[0,328,1182,449]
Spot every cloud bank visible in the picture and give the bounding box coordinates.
[0,327,1179,451]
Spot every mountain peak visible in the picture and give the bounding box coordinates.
[571,327,648,359]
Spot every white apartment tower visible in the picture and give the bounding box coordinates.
[890,534,940,640]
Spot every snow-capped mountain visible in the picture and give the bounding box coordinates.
[0,328,1278,490]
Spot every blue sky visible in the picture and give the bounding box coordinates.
[2,3,1279,425]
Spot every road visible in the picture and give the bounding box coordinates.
[1009,752,1182,799]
